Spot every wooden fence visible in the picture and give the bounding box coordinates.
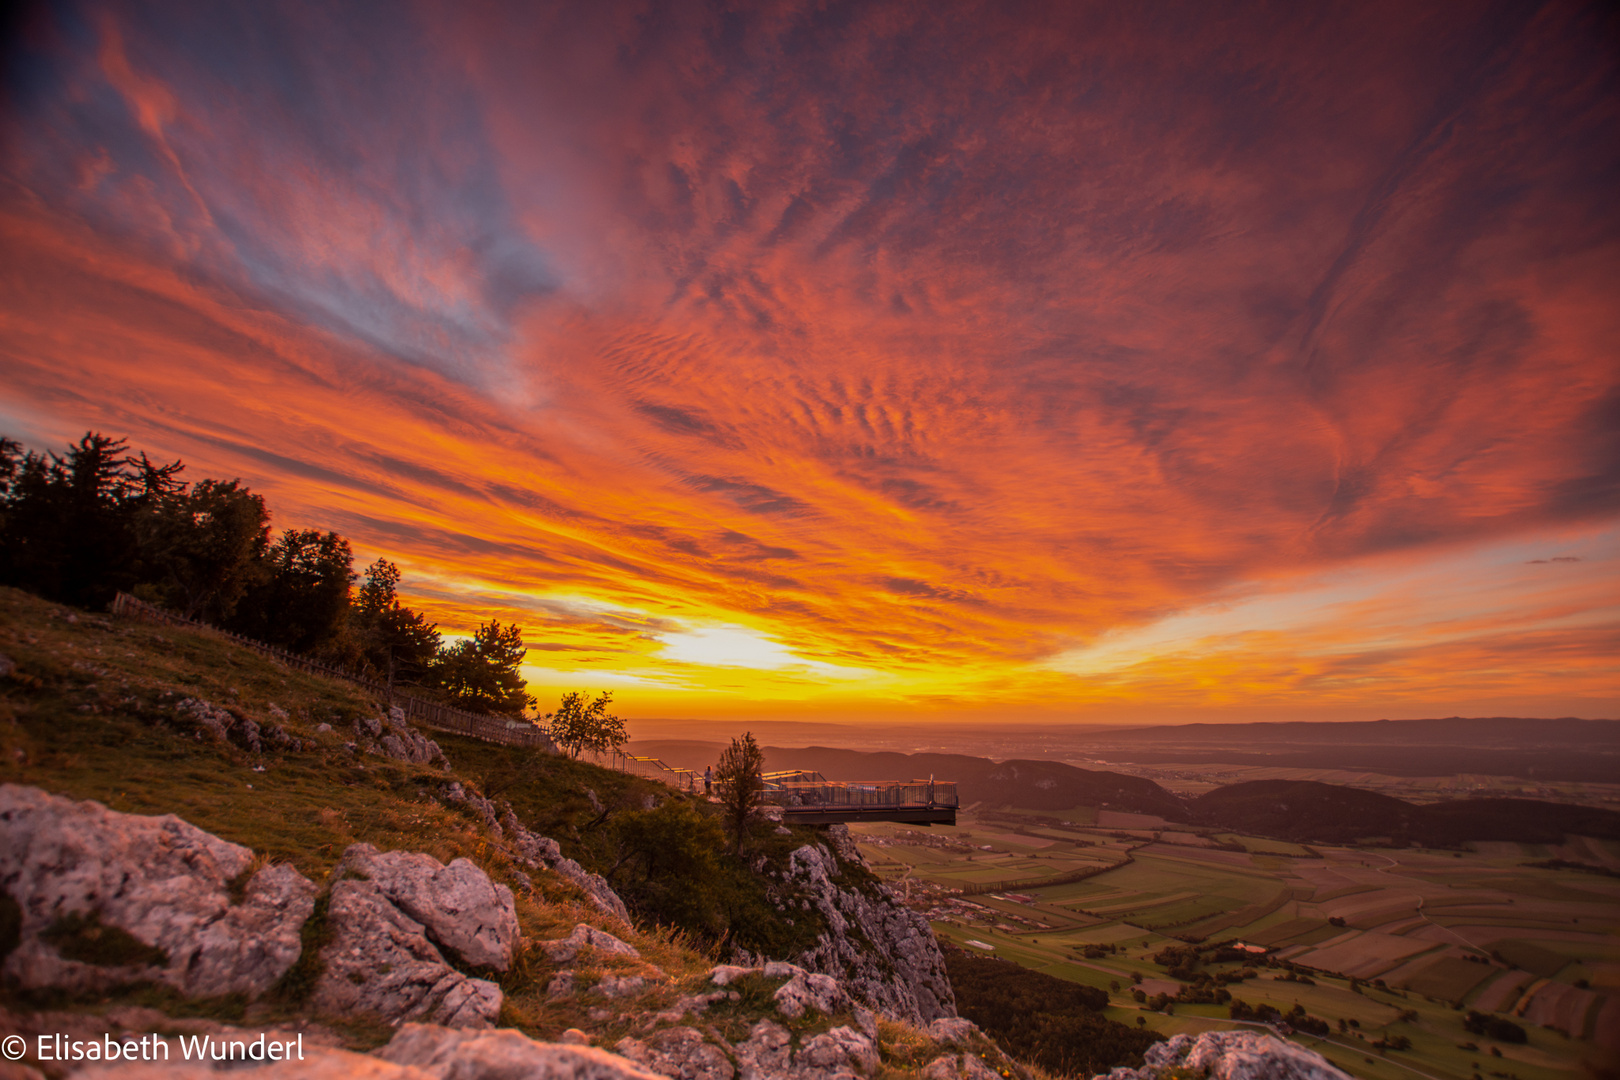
[110,592,556,751]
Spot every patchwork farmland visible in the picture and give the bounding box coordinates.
[851,809,1620,1080]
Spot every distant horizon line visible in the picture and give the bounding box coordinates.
[621,714,1619,727]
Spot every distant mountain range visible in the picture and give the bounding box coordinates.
[1186,780,1620,844]
[624,739,1620,845]
[1076,717,1620,748]
[1068,717,1620,782]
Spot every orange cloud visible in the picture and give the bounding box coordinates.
[1,1,1616,723]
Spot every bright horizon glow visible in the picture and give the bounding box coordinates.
[1,3,1616,725]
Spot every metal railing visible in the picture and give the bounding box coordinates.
[759,778,958,809]
[580,748,704,793]
[110,592,556,751]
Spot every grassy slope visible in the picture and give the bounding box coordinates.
[0,586,963,1074]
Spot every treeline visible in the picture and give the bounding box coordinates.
[0,432,533,716]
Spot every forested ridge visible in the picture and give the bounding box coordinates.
[0,431,534,717]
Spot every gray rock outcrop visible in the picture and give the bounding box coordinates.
[504,809,632,922]
[730,1018,880,1080]
[615,1026,736,1080]
[767,826,955,1023]
[1096,1031,1352,1080]
[376,707,450,768]
[543,922,642,963]
[0,784,314,999]
[926,1018,980,1046]
[70,1023,671,1080]
[377,1023,667,1079]
[772,969,850,1019]
[335,843,518,970]
[443,782,503,837]
[173,697,235,744]
[923,1053,1005,1080]
[312,879,502,1028]
[313,844,515,1028]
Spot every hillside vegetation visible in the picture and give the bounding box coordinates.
[0,588,864,1040]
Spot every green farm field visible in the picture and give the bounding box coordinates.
[852,810,1620,1080]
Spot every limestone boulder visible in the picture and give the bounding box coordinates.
[708,963,757,986]
[504,811,632,922]
[73,1047,427,1080]
[377,709,451,768]
[927,1018,980,1046]
[542,922,641,963]
[771,833,956,1023]
[797,1026,880,1076]
[591,974,647,998]
[1097,1032,1352,1080]
[773,970,850,1019]
[336,843,517,970]
[376,1023,667,1079]
[311,877,502,1028]
[732,1018,880,1080]
[615,1026,736,1080]
[0,784,314,999]
[923,1054,1005,1080]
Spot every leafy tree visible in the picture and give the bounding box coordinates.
[227,528,355,652]
[606,799,725,936]
[547,690,625,758]
[136,479,270,621]
[431,620,536,716]
[353,558,441,686]
[716,731,764,855]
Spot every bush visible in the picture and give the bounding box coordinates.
[607,799,726,937]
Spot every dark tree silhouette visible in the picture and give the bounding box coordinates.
[430,619,535,716]
[0,432,183,607]
[227,528,355,652]
[137,479,270,621]
[354,558,442,686]
[716,732,764,855]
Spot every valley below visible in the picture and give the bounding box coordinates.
[848,806,1619,1080]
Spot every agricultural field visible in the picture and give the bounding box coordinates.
[850,811,1620,1080]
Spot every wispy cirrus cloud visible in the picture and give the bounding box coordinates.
[0,0,1615,720]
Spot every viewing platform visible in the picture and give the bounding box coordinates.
[760,771,958,825]
[581,756,959,825]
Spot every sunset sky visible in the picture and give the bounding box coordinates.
[1,1,1616,725]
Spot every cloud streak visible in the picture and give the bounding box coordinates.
[0,0,1616,719]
